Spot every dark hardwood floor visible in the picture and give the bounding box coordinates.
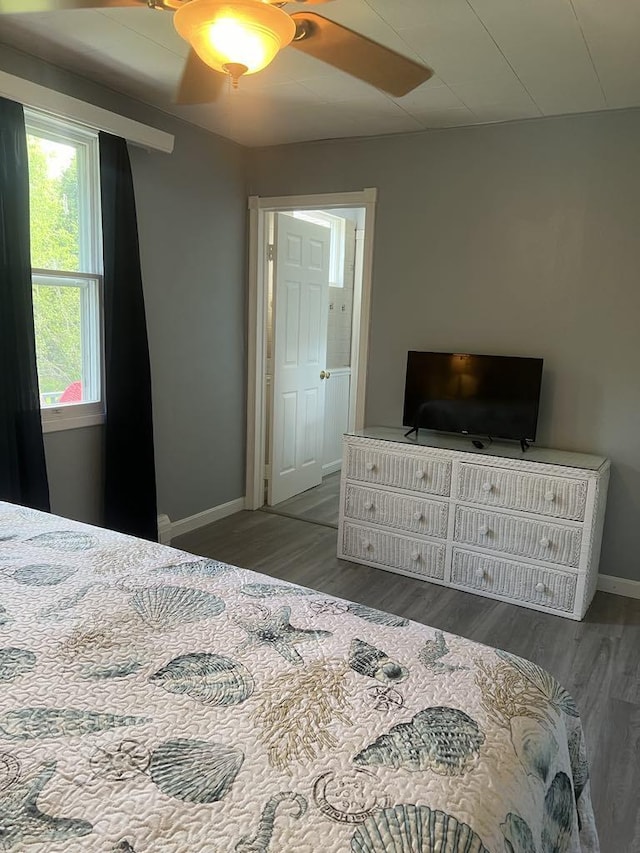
[175,510,640,853]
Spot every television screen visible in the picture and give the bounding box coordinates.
[402,352,543,442]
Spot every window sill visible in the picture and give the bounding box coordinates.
[41,407,105,434]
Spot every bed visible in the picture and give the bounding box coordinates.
[0,500,598,852]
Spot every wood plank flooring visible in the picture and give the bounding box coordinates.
[260,472,341,527]
[175,510,640,853]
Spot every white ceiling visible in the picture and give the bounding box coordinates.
[0,0,638,147]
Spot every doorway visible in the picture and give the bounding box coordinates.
[246,189,377,519]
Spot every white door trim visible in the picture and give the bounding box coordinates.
[246,189,377,510]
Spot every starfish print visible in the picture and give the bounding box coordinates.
[235,605,332,665]
[0,756,92,849]
[418,630,469,674]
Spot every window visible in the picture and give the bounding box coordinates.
[292,210,347,287]
[25,110,103,432]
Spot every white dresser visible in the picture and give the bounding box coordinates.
[338,428,610,620]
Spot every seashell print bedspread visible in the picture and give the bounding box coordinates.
[0,501,599,852]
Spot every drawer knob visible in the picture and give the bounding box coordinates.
[544,491,556,502]
[481,482,493,493]
[475,568,486,580]
[365,462,376,472]
[535,582,547,593]
[539,537,551,548]
[364,501,374,511]
[411,551,421,562]
[415,470,425,480]
[478,524,490,536]
[413,511,423,521]
[362,541,373,551]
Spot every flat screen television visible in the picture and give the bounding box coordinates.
[402,351,543,443]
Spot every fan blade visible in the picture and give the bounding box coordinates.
[0,0,144,12]
[289,13,432,98]
[175,49,227,105]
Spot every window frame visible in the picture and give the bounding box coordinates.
[24,108,105,433]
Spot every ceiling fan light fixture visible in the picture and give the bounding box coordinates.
[174,0,296,84]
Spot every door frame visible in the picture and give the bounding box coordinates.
[246,188,377,510]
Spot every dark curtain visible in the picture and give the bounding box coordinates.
[99,132,157,541]
[0,96,50,511]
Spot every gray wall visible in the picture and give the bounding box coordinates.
[247,111,640,582]
[0,45,247,525]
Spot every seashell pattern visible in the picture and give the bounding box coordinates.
[130,585,225,629]
[501,813,537,853]
[567,728,589,804]
[241,582,315,598]
[0,707,149,740]
[346,604,409,628]
[82,660,144,680]
[354,707,485,776]
[37,583,103,620]
[510,716,559,784]
[8,564,77,586]
[0,648,36,682]
[27,531,98,551]
[149,653,254,705]
[90,739,151,781]
[496,650,579,718]
[418,632,469,674]
[149,738,244,803]
[235,791,307,852]
[351,804,490,852]
[0,605,10,626]
[542,772,573,853]
[349,639,408,685]
[154,559,230,578]
[0,756,93,846]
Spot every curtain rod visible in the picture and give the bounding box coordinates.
[0,70,174,154]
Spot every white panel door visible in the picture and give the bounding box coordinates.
[268,213,330,505]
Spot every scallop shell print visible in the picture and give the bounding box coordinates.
[351,804,490,853]
[354,707,485,776]
[27,531,98,551]
[149,738,244,803]
[0,648,36,682]
[349,639,408,685]
[347,604,409,628]
[130,585,225,629]
[8,564,77,586]
[149,653,254,705]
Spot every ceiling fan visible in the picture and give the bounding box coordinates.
[0,0,433,105]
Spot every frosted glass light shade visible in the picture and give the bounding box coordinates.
[174,0,296,78]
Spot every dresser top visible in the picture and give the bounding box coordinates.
[347,427,608,471]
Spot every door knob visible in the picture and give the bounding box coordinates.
[320,370,331,380]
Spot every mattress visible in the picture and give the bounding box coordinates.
[0,501,598,852]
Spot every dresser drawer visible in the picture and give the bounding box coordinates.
[451,549,577,613]
[345,444,451,496]
[341,522,446,580]
[344,484,449,539]
[453,506,582,568]
[457,464,588,521]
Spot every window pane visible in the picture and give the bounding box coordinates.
[27,135,81,271]
[32,282,98,407]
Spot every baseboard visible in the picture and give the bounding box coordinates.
[322,460,342,476]
[597,574,640,599]
[158,497,246,544]
[157,514,172,546]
